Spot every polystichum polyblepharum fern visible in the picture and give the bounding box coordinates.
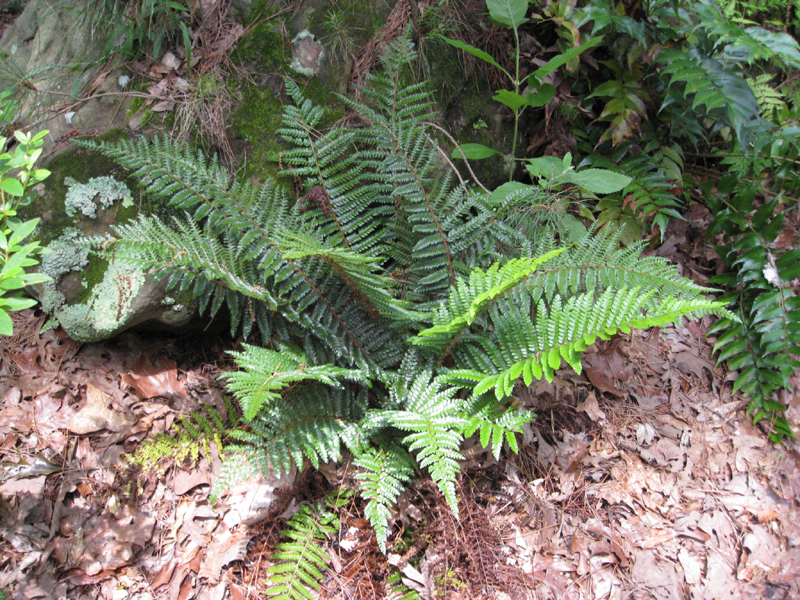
[77,36,733,550]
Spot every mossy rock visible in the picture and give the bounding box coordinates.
[21,135,197,343]
[228,0,396,183]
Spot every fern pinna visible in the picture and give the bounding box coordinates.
[78,37,731,550]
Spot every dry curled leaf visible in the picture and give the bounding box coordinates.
[199,529,251,584]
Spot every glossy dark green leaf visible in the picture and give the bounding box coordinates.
[451,143,501,160]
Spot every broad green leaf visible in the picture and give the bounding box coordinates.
[529,37,604,82]
[1,177,23,196]
[0,276,24,290]
[493,89,529,111]
[18,272,51,285]
[432,35,505,73]
[0,296,37,311]
[487,0,528,29]
[489,181,531,206]
[562,214,588,242]
[451,143,500,160]
[525,83,555,107]
[561,169,632,194]
[525,155,565,180]
[1,242,39,273]
[8,218,39,247]
[0,309,12,335]
[494,86,555,111]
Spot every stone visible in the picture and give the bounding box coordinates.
[0,0,132,154]
[29,171,197,343]
[290,30,325,77]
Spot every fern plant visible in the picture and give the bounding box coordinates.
[706,181,800,441]
[129,397,240,471]
[77,37,732,550]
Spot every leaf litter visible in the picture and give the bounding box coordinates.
[0,235,799,599]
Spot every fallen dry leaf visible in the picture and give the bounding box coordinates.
[577,393,606,422]
[199,528,250,584]
[78,503,155,574]
[66,384,134,435]
[122,355,187,400]
[583,352,627,397]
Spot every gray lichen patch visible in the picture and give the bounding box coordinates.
[64,176,134,218]
[38,229,91,313]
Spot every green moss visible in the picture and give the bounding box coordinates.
[230,85,286,182]
[298,78,345,127]
[232,21,288,71]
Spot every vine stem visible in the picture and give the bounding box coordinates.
[509,24,522,182]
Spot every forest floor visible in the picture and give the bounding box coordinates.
[1,214,800,600]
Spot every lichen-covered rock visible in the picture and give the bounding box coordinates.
[290,30,325,77]
[28,169,197,343]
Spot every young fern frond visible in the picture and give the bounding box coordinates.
[265,503,338,600]
[461,395,534,460]
[354,443,415,552]
[390,372,465,513]
[747,74,787,119]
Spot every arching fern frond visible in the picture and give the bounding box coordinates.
[462,289,734,398]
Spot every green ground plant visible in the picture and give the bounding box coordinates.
[436,0,601,174]
[502,0,800,438]
[0,124,51,335]
[77,37,731,549]
[59,0,193,63]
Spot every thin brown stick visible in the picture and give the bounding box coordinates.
[423,121,491,195]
